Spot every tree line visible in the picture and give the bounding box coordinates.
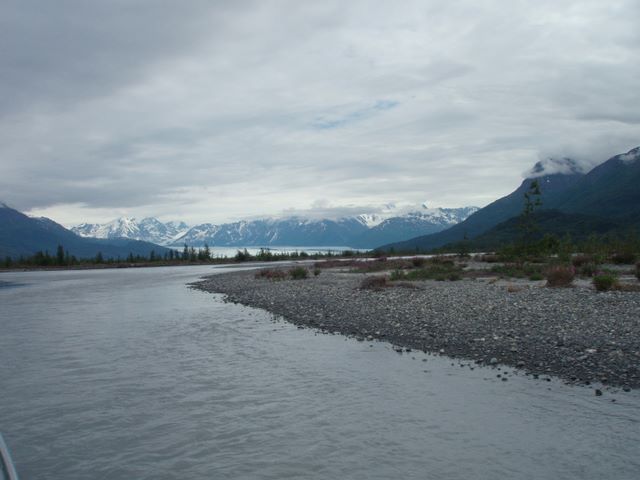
[2,244,363,268]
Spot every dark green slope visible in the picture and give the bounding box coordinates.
[553,147,640,219]
[380,171,584,252]
[449,210,625,251]
[0,204,171,259]
[381,146,640,252]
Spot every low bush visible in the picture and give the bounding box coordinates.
[314,259,360,269]
[492,263,544,279]
[255,269,287,280]
[610,252,637,265]
[528,272,544,281]
[360,275,389,290]
[545,265,575,287]
[447,272,462,281]
[571,254,593,267]
[593,273,618,291]
[579,263,598,277]
[411,257,426,268]
[392,264,463,281]
[350,259,412,273]
[477,254,501,263]
[313,268,321,276]
[430,255,455,266]
[288,266,309,280]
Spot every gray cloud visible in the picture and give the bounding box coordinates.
[1,0,638,225]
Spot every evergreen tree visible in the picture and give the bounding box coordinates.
[519,179,543,254]
[56,245,65,265]
[95,251,104,264]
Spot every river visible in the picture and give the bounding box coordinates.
[0,266,638,479]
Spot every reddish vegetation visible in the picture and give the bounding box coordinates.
[359,275,389,290]
[545,265,575,287]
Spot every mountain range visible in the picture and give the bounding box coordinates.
[71,205,479,249]
[73,217,189,246]
[382,146,640,252]
[4,145,638,258]
[0,203,171,260]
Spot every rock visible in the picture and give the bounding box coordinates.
[489,357,498,365]
[595,389,603,396]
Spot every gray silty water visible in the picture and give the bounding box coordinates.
[0,266,638,479]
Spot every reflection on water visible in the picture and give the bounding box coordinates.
[0,266,639,479]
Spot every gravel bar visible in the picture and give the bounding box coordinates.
[193,269,640,390]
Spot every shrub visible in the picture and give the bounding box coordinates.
[610,252,637,265]
[255,269,287,280]
[545,265,575,287]
[392,264,463,281]
[360,275,388,290]
[411,257,426,268]
[313,268,321,276]
[288,266,309,280]
[430,255,454,266]
[528,272,544,281]
[492,263,544,279]
[572,254,593,267]
[579,263,598,277]
[350,258,412,273]
[390,269,406,281]
[593,273,618,291]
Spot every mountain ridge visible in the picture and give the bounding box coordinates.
[0,204,171,259]
[381,146,640,252]
[71,205,479,249]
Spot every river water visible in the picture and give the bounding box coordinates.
[0,266,638,479]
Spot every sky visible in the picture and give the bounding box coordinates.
[1,0,639,227]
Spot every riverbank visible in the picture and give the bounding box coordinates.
[194,267,640,390]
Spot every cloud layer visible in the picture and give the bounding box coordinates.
[1,0,639,225]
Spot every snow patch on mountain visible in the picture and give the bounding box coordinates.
[71,204,478,249]
[72,217,189,245]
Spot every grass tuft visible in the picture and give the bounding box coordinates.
[593,273,618,291]
[288,266,309,280]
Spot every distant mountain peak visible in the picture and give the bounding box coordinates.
[71,216,189,246]
[619,146,640,163]
[526,157,586,179]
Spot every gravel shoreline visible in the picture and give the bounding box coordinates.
[193,268,640,390]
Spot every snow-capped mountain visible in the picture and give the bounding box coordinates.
[72,217,189,246]
[171,204,478,249]
[72,205,477,249]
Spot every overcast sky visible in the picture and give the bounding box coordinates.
[2,1,639,226]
